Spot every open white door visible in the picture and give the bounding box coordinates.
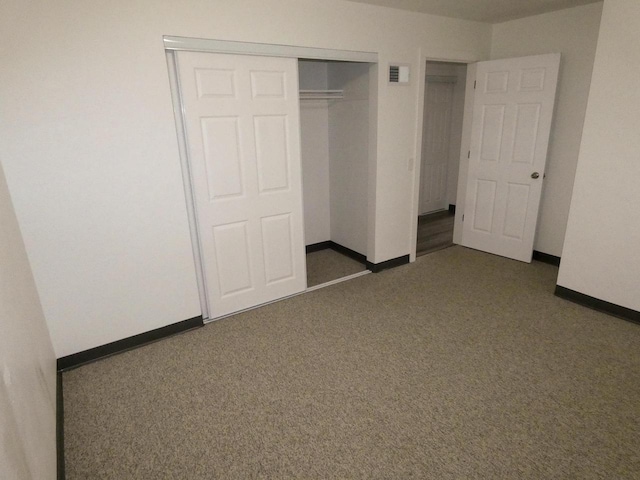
[176,51,307,318]
[462,53,560,262]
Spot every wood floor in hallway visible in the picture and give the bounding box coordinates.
[416,209,455,257]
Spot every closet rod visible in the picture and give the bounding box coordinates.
[299,89,344,100]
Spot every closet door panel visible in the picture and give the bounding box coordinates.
[177,51,306,318]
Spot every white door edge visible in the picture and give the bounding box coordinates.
[453,63,478,246]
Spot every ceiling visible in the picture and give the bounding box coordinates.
[344,0,601,23]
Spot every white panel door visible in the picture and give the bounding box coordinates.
[419,81,453,214]
[462,53,560,262]
[176,51,306,318]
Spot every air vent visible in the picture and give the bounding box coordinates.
[389,64,410,85]
[389,65,400,83]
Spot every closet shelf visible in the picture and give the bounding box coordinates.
[299,89,344,100]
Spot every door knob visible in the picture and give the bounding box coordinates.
[531,172,540,179]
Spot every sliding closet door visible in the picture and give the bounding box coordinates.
[176,51,307,318]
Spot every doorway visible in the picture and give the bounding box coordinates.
[416,61,467,257]
[413,54,560,263]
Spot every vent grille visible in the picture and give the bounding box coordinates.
[389,65,400,83]
[389,64,409,84]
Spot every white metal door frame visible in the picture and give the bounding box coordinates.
[165,38,378,321]
[167,52,211,319]
[164,36,377,63]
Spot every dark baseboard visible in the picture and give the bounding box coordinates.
[366,254,410,273]
[305,241,408,273]
[56,315,204,372]
[57,372,64,480]
[305,241,333,254]
[533,250,561,266]
[555,285,640,326]
[448,204,456,214]
[305,241,367,265]
[329,241,367,265]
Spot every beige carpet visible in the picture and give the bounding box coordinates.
[306,248,367,287]
[63,246,640,479]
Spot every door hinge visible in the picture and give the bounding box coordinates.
[462,214,465,222]
[468,150,470,158]
[474,80,476,89]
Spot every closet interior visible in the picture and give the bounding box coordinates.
[298,59,373,287]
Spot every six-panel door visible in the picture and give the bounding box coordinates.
[176,51,307,318]
[462,53,560,263]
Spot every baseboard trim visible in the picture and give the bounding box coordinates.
[305,241,408,273]
[533,250,561,266]
[555,286,640,326]
[448,204,456,214]
[305,241,332,254]
[366,255,410,273]
[57,372,64,480]
[56,315,204,372]
[329,242,367,265]
[305,241,367,265]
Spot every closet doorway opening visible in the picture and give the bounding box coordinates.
[416,61,467,257]
[299,59,375,288]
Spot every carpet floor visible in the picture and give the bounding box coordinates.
[63,246,640,479]
[306,248,367,287]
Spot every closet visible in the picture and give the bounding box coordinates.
[169,45,376,321]
[298,60,372,285]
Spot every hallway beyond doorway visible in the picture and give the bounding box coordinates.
[416,209,454,257]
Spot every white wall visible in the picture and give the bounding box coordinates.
[299,61,331,245]
[329,62,371,255]
[0,163,56,479]
[557,0,640,311]
[1,0,491,356]
[299,60,330,91]
[490,2,603,256]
